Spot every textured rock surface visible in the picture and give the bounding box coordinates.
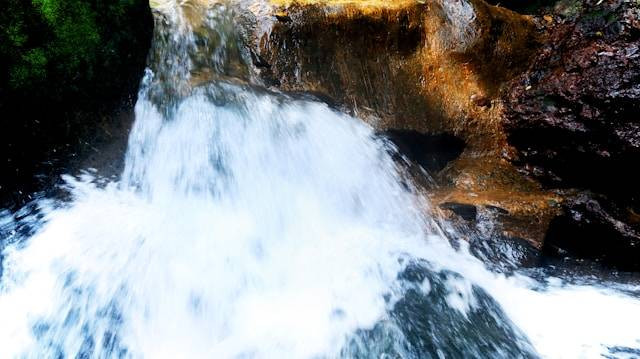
[505,0,640,194]
[245,0,538,148]
[503,0,640,269]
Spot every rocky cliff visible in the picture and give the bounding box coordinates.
[221,0,557,256]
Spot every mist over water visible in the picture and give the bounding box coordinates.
[1,1,640,358]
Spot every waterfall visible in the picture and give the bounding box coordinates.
[1,2,639,358]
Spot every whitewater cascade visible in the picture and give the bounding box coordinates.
[1,1,640,358]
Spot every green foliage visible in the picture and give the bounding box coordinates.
[32,0,62,23]
[9,48,48,88]
[6,22,27,48]
[33,0,101,73]
[0,0,144,96]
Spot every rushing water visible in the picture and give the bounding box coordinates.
[1,1,640,358]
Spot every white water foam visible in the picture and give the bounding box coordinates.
[0,91,434,358]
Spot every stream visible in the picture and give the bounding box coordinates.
[1,1,640,358]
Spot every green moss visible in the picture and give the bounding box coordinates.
[553,0,583,18]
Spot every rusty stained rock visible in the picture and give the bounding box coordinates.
[245,0,539,148]
[430,155,562,247]
[504,0,640,193]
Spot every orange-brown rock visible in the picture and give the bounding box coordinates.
[430,155,562,247]
[235,0,557,248]
[244,0,538,151]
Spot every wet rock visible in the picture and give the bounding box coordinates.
[544,191,640,271]
[470,93,491,107]
[243,0,539,149]
[343,263,538,356]
[423,150,561,248]
[389,265,538,357]
[440,202,479,221]
[233,0,556,253]
[430,184,561,248]
[160,0,640,268]
[503,0,640,266]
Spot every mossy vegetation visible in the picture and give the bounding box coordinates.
[0,0,147,101]
[0,0,152,208]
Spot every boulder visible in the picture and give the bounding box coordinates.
[244,0,538,147]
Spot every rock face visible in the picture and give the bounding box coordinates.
[149,0,560,252]
[503,0,640,269]
[246,0,538,147]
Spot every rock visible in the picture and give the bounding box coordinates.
[383,130,466,173]
[440,202,478,221]
[470,93,491,107]
[544,191,640,271]
[430,178,561,248]
[503,0,640,266]
[244,0,539,150]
